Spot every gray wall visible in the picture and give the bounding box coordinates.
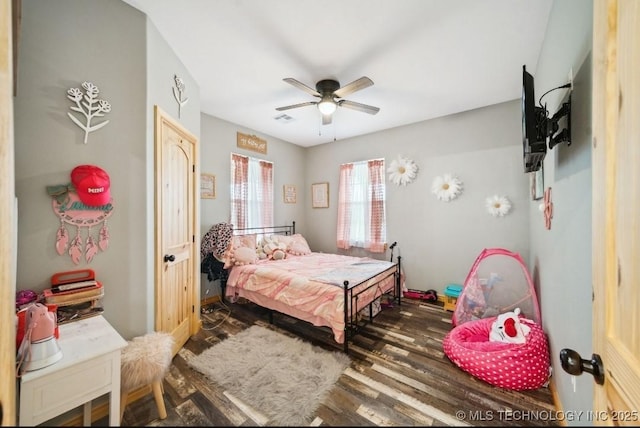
[305,101,530,292]
[530,0,594,421]
[14,0,200,339]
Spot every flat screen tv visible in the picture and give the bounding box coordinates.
[522,65,547,173]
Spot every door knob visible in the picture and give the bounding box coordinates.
[559,348,605,385]
[164,254,175,262]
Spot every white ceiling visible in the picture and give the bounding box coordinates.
[122,0,554,147]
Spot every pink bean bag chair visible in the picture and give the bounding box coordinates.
[442,314,550,390]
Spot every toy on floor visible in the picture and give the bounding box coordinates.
[403,288,438,303]
[489,308,531,344]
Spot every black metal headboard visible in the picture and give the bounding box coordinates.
[233,221,296,237]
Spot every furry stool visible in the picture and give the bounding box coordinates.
[120,331,174,422]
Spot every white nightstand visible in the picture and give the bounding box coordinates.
[18,315,127,426]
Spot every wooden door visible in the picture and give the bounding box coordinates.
[592,0,640,422]
[154,106,200,355]
[0,0,17,425]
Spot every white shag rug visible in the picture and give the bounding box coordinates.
[188,325,351,426]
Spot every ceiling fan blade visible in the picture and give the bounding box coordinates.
[322,113,332,125]
[275,101,318,111]
[283,78,321,97]
[333,76,374,98]
[338,100,380,115]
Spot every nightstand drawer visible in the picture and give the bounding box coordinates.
[23,352,117,424]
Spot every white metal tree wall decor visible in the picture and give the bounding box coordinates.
[387,155,418,186]
[172,74,189,118]
[67,82,111,144]
[485,195,512,217]
[431,173,463,202]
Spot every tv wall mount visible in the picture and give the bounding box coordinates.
[538,83,572,150]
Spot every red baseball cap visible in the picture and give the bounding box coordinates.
[71,165,111,206]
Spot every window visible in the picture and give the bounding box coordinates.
[230,153,273,230]
[336,159,386,253]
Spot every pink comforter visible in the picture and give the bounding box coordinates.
[225,252,398,343]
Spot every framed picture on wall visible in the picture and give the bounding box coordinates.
[283,184,296,203]
[311,182,329,208]
[201,173,216,199]
[530,167,543,200]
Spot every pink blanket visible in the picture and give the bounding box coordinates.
[225,252,397,343]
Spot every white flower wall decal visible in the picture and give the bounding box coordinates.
[431,174,463,202]
[486,195,512,217]
[387,156,418,186]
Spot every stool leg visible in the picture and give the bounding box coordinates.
[152,380,167,419]
[120,390,129,423]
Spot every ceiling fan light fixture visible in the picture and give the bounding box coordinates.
[277,76,378,119]
[317,98,337,115]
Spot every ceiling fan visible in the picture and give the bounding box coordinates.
[276,76,380,125]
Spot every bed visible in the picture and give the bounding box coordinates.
[204,222,402,353]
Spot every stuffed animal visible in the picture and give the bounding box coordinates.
[271,248,286,260]
[489,308,531,344]
[260,235,287,260]
[256,246,268,260]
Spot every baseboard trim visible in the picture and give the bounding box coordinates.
[201,294,221,306]
[548,376,567,426]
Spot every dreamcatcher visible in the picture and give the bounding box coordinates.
[50,188,114,264]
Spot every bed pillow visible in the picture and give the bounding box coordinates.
[228,245,258,266]
[272,234,293,247]
[223,234,257,268]
[287,233,312,256]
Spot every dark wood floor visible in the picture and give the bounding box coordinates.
[117,297,557,426]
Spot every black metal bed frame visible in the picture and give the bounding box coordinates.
[207,221,402,353]
[339,252,402,353]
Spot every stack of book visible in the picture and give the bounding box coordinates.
[44,269,104,324]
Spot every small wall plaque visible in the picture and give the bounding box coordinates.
[200,173,216,199]
[312,182,329,208]
[283,185,296,204]
[237,132,267,154]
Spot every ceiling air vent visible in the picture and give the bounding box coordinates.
[274,113,295,123]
